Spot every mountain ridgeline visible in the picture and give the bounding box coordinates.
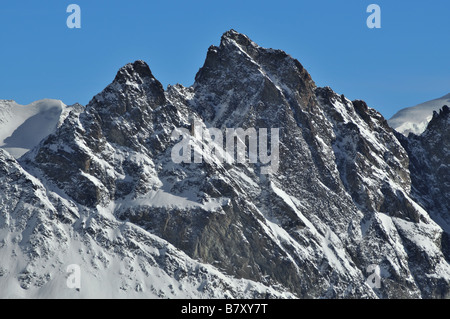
[0,30,449,298]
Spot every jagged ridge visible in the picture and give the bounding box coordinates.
[0,30,449,298]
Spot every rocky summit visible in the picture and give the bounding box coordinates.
[0,30,449,298]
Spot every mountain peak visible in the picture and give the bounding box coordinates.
[193,30,316,125]
[220,29,258,50]
[430,104,449,124]
[113,60,155,83]
[222,29,240,38]
[90,59,166,114]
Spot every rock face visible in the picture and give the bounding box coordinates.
[0,30,449,298]
[396,105,450,224]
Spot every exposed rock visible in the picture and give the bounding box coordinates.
[0,30,449,298]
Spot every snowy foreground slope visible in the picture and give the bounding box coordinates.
[0,30,449,298]
[0,99,82,158]
[388,93,450,136]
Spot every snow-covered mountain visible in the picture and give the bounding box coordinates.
[0,30,449,298]
[0,99,83,158]
[388,93,450,136]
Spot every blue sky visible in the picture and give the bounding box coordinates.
[0,0,449,118]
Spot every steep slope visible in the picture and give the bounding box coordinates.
[0,148,291,298]
[0,99,83,158]
[1,30,449,298]
[388,93,450,136]
[396,106,450,226]
[393,106,450,296]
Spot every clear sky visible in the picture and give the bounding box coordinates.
[0,0,449,118]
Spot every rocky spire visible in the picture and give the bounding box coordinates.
[113,60,156,83]
[90,60,166,115]
[193,30,316,126]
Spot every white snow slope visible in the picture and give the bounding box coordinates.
[388,93,450,136]
[0,99,81,158]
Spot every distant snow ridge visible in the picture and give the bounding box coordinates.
[0,30,449,298]
[388,93,450,136]
[0,99,83,158]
